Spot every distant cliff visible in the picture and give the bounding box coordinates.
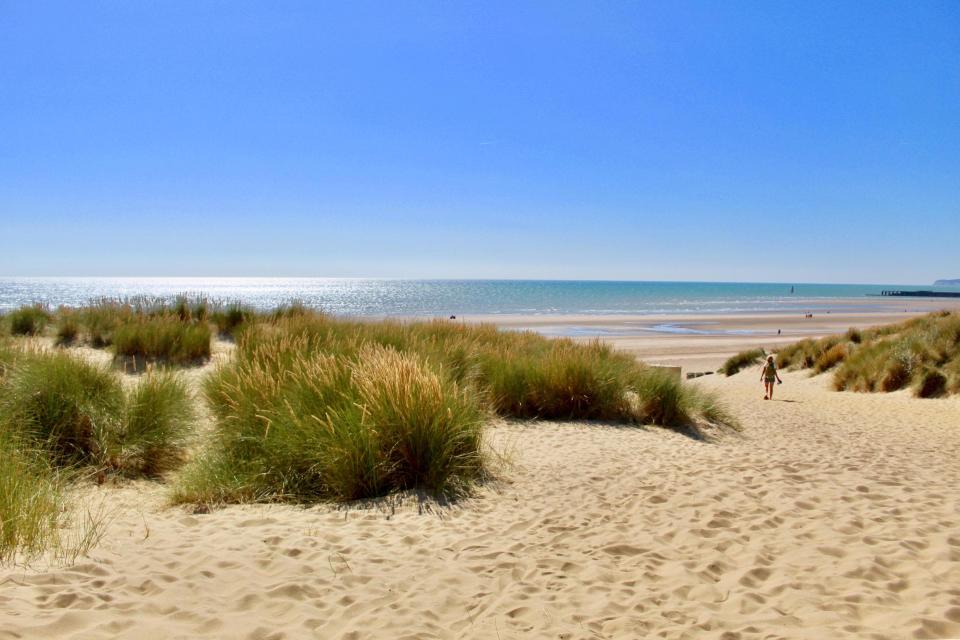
[934,279,960,286]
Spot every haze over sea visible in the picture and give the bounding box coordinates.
[0,277,953,317]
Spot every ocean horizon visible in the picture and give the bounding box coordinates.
[1,277,954,316]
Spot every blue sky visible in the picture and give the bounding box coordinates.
[1,1,957,283]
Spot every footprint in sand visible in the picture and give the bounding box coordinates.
[738,567,772,588]
[602,544,647,557]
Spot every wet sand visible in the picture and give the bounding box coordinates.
[466,297,960,372]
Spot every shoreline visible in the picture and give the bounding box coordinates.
[454,298,960,373]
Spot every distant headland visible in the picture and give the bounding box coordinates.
[934,279,960,286]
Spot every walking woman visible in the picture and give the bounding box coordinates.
[761,355,782,400]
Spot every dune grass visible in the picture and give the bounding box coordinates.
[116,370,195,476]
[0,431,64,562]
[210,302,254,337]
[8,304,51,336]
[0,343,108,562]
[0,344,192,560]
[232,314,729,426]
[37,295,216,351]
[175,339,486,504]
[0,348,193,475]
[266,300,312,322]
[944,356,960,395]
[766,311,960,398]
[0,432,109,564]
[13,296,261,358]
[173,295,208,323]
[0,338,20,378]
[0,339,59,562]
[811,342,847,373]
[833,313,960,397]
[78,300,134,347]
[720,348,765,376]
[3,349,125,465]
[774,336,844,371]
[41,296,253,365]
[175,313,735,506]
[55,308,81,346]
[7,299,737,515]
[113,315,212,366]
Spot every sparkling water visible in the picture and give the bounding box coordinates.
[0,277,948,316]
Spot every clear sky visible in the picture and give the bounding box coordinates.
[1,1,957,283]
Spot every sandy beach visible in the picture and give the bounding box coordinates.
[470,297,960,373]
[3,310,960,639]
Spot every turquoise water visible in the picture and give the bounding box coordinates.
[0,277,953,316]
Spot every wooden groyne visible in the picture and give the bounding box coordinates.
[878,290,960,298]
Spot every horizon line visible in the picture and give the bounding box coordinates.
[0,275,951,287]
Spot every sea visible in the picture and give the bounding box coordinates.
[0,277,953,316]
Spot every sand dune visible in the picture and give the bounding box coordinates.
[2,365,959,639]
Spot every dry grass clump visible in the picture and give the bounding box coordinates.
[774,339,813,369]
[720,348,765,376]
[830,340,891,392]
[775,336,843,370]
[0,338,19,378]
[813,342,848,373]
[774,311,960,398]
[8,304,51,336]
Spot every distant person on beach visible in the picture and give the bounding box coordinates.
[761,355,782,400]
